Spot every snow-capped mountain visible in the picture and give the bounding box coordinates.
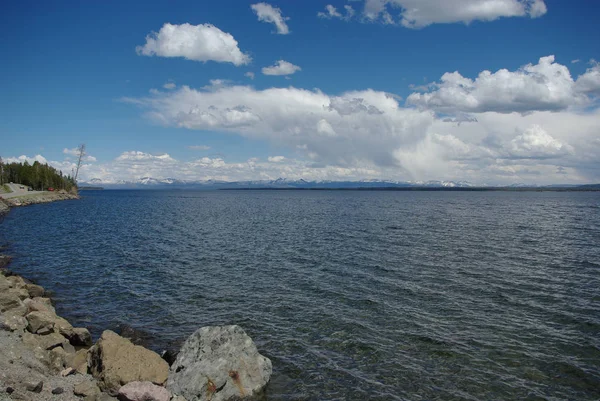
[80,177,480,189]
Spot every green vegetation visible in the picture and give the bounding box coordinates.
[0,158,76,192]
[1,184,11,193]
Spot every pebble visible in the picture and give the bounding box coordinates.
[26,380,43,393]
[52,387,64,394]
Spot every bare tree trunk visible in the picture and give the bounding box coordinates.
[74,144,86,184]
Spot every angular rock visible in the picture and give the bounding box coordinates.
[25,310,74,337]
[167,325,272,401]
[37,325,54,335]
[61,367,75,377]
[0,292,25,313]
[68,327,93,346]
[40,332,68,350]
[24,283,45,298]
[49,346,69,372]
[0,274,10,291]
[73,380,101,398]
[6,275,26,290]
[26,310,56,333]
[24,297,56,314]
[89,330,169,395]
[67,348,89,374]
[26,381,43,393]
[0,313,28,332]
[117,381,171,401]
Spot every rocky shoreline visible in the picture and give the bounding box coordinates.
[0,192,79,209]
[0,196,272,401]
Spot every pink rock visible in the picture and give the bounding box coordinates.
[117,381,170,401]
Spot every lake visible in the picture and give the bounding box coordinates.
[1,190,599,400]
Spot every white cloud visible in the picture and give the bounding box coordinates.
[63,148,97,162]
[136,23,251,66]
[318,5,342,19]
[245,72,255,80]
[407,56,591,114]
[571,59,580,64]
[5,155,49,165]
[318,5,356,20]
[188,145,211,151]
[360,0,546,27]
[202,79,232,91]
[509,124,574,159]
[574,62,600,96]
[163,82,176,90]
[116,151,175,162]
[121,76,600,185]
[123,82,433,169]
[261,60,301,76]
[251,3,290,34]
[268,156,285,162]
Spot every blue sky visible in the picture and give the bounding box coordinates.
[1,0,599,184]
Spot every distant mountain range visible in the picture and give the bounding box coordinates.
[79,177,598,190]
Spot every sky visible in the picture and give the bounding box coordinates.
[1,0,599,185]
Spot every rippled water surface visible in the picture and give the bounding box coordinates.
[1,190,599,400]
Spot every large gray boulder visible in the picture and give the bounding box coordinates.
[167,325,271,401]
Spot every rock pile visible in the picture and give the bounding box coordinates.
[1,263,272,400]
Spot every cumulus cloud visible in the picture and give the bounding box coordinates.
[4,155,49,165]
[136,23,251,66]
[121,75,600,185]
[261,60,301,76]
[509,124,574,159]
[245,72,255,80]
[251,3,290,34]
[123,82,434,169]
[407,56,592,114]
[268,156,285,162]
[63,148,97,162]
[359,0,546,27]
[163,82,176,90]
[318,5,355,20]
[574,61,600,95]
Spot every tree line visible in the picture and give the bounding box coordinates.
[0,157,77,192]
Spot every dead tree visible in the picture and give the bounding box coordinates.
[74,144,86,183]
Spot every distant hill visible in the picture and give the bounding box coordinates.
[79,177,600,191]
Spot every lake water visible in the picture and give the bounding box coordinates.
[1,190,599,400]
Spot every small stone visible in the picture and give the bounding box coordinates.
[73,380,100,398]
[52,387,64,395]
[37,325,54,335]
[61,367,75,377]
[26,381,43,393]
[117,381,171,401]
[6,387,14,394]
